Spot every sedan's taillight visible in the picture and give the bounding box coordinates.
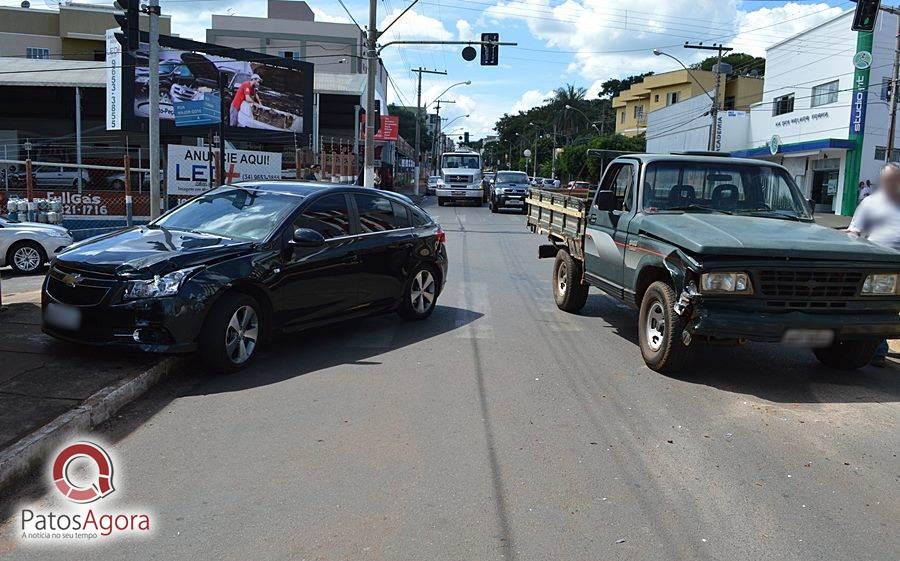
[435,227,446,244]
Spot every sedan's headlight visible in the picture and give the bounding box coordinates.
[700,272,753,294]
[44,229,70,238]
[124,267,201,300]
[861,273,899,295]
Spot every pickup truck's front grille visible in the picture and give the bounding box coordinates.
[757,270,864,299]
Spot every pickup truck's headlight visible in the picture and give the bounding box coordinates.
[124,267,201,300]
[861,273,899,295]
[701,272,752,294]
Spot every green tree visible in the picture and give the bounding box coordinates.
[692,52,765,77]
[598,73,654,99]
[388,104,433,147]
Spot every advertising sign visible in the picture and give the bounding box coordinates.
[105,29,122,131]
[167,144,282,196]
[360,115,401,141]
[173,93,221,127]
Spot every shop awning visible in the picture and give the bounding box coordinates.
[731,138,855,158]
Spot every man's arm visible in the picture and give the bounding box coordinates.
[848,197,872,236]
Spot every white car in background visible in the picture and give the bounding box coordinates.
[0,216,73,274]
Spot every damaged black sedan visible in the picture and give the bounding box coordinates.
[42,183,448,372]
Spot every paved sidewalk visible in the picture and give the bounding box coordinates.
[0,280,157,452]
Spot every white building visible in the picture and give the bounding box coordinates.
[646,9,900,216]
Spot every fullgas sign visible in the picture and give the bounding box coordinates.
[167,145,283,196]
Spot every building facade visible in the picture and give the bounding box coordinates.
[612,69,763,137]
[0,2,171,61]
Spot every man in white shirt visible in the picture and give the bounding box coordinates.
[849,163,900,366]
[857,180,874,202]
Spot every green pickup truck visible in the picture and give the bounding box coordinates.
[527,154,900,373]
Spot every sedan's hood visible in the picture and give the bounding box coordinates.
[642,213,900,262]
[56,227,254,277]
[7,222,69,236]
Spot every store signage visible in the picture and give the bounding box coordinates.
[849,73,869,136]
[775,112,830,128]
[173,94,221,127]
[769,135,782,155]
[166,144,282,196]
[360,115,401,141]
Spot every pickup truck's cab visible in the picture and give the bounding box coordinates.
[528,154,900,373]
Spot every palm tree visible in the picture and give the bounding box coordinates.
[545,84,588,142]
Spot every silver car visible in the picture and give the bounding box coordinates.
[0,216,74,274]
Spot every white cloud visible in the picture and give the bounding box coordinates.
[456,20,476,42]
[509,89,555,114]
[378,8,453,45]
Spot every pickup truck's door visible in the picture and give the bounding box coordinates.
[584,161,637,297]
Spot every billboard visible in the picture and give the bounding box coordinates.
[360,115,401,141]
[166,144,283,196]
[112,34,314,142]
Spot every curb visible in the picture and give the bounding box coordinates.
[0,357,180,492]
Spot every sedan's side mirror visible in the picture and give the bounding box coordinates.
[595,190,616,211]
[291,228,326,248]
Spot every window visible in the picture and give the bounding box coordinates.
[773,93,795,116]
[882,76,892,102]
[279,51,296,60]
[26,47,50,60]
[295,194,351,239]
[875,146,900,162]
[634,105,644,121]
[666,92,679,106]
[620,111,625,124]
[654,94,660,103]
[353,194,410,233]
[724,96,736,110]
[811,80,839,107]
[599,163,634,212]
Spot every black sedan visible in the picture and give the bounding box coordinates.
[42,183,448,372]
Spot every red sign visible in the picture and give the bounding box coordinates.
[360,115,400,141]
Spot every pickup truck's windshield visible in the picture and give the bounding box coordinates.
[443,155,481,169]
[496,172,528,183]
[643,162,811,220]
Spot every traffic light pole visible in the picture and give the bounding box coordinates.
[148,0,161,218]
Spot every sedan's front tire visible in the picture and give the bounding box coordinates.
[398,265,439,320]
[7,240,46,274]
[200,293,262,373]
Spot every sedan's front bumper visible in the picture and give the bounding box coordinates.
[689,307,900,343]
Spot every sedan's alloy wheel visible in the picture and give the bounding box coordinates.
[13,246,41,272]
[225,305,259,365]
[410,270,436,314]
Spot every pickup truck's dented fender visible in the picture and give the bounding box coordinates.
[628,236,701,309]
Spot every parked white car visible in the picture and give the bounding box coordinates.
[0,216,73,274]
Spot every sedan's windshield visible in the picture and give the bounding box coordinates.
[153,187,300,241]
[496,172,528,184]
[643,162,811,219]
[443,155,481,169]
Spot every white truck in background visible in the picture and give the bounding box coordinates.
[435,151,486,207]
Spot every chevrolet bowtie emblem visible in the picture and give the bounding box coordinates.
[61,273,82,288]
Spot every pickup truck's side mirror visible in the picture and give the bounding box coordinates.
[595,190,617,212]
[291,228,326,248]
[806,198,816,216]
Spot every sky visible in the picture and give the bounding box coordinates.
[6,0,854,139]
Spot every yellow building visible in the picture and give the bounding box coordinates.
[612,70,763,137]
[0,3,171,61]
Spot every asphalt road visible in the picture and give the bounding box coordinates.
[1,201,898,561]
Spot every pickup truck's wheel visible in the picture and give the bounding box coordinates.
[813,339,881,370]
[200,293,262,373]
[638,281,691,373]
[553,250,589,313]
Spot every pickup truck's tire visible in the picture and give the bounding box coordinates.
[813,339,881,370]
[638,281,691,373]
[553,250,589,313]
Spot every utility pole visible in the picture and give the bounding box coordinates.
[412,67,446,195]
[147,0,161,218]
[433,99,455,170]
[364,0,378,188]
[684,42,732,152]
[885,7,900,162]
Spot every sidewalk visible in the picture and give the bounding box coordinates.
[0,282,166,464]
[815,213,852,229]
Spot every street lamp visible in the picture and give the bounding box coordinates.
[653,48,718,150]
[444,114,470,130]
[565,104,601,134]
[427,80,472,109]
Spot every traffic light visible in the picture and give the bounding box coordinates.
[852,0,881,32]
[113,0,140,52]
[464,132,470,145]
[481,33,499,66]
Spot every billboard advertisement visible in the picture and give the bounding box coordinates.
[111,34,314,141]
[360,115,401,141]
[166,144,283,196]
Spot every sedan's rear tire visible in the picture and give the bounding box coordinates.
[7,241,46,274]
[638,281,692,373]
[490,200,499,213]
[200,293,262,373]
[553,250,589,313]
[813,339,881,370]
[398,265,439,321]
